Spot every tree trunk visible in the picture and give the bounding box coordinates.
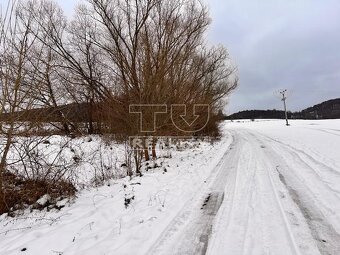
[134,149,143,177]
[144,147,150,161]
[58,111,70,134]
[152,140,157,160]
[88,102,94,134]
[0,131,13,207]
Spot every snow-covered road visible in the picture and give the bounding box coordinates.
[151,121,340,255]
[209,128,340,255]
[1,120,340,255]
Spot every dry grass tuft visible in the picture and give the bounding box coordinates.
[0,172,76,215]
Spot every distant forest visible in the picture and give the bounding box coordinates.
[226,98,340,120]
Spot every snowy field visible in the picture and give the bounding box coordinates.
[208,119,340,255]
[1,119,340,255]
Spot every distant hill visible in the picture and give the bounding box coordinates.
[297,98,340,119]
[226,98,340,120]
[0,103,90,123]
[226,109,291,120]
[1,98,339,124]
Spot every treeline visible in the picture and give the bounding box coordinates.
[226,98,340,120]
[298,98,340,119]
[226,110,292,120]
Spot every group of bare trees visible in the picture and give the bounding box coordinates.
[0,0,238,201]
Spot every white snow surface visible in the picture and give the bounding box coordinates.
[0,132,232,255]
[36,195,51,207]
[207,119,340,255]
[1,119,340,255]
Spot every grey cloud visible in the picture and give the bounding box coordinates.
[208,0,340,113]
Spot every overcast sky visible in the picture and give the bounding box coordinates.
[207,0,340,113]
[1,0,340,113]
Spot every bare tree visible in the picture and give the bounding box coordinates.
[20,0,119,134]
[80,0,236,156]
[0,0,238,184]
[0,0,41,201]
[87,0,237,119]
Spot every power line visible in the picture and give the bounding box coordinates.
[279,89,289,126]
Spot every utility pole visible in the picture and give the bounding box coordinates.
[280,89,289,126]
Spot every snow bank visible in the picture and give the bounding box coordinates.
[0,128,233,255]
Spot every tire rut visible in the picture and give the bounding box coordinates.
[147,134,238,255]
[277,168,340,255]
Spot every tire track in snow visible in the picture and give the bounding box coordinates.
[208,130,304,255]
[295,125,340,138]
[252,132,340,198]
[305,127,340,138]
[265,164,302,255]
[245,131,302,255]
[168,133,242,255]
[277,168,340,255]
[150,128,340,255]
[257,133,340,177]
[147,133,238,255]
[250,131,340,255]
[255,132,340,200]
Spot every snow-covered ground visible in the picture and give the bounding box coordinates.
[208,120,340,255]
[0,131,232,255]
[1,119,340,255]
